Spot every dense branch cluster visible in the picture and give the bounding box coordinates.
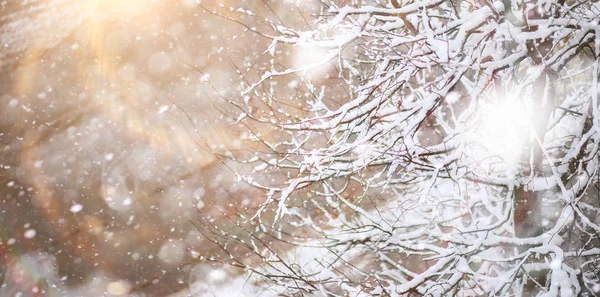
[200,0,600,296]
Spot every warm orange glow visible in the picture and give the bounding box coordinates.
[83,0,153,18]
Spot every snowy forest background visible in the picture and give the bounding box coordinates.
[1,0,600,296]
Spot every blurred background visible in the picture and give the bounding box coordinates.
[0,0,312,295]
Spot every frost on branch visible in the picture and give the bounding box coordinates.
[201,0,600,295]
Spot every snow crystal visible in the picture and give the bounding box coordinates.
[131,253,140,261]
[287,80,299,89]
[193,187,205,200]
[207,269,227,283]
[158,105,169,114]
[106,280,131,296]
[181,0,198,8]
[24,229,36,239]
[70,204,83,213]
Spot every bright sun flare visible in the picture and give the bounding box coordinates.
[477,99,532,165]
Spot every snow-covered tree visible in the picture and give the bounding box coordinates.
[198,0,600,295]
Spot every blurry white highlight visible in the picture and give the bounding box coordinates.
[478,99,531,163]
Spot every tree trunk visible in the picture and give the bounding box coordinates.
[513,24,557,292]
[513,67,556,240]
